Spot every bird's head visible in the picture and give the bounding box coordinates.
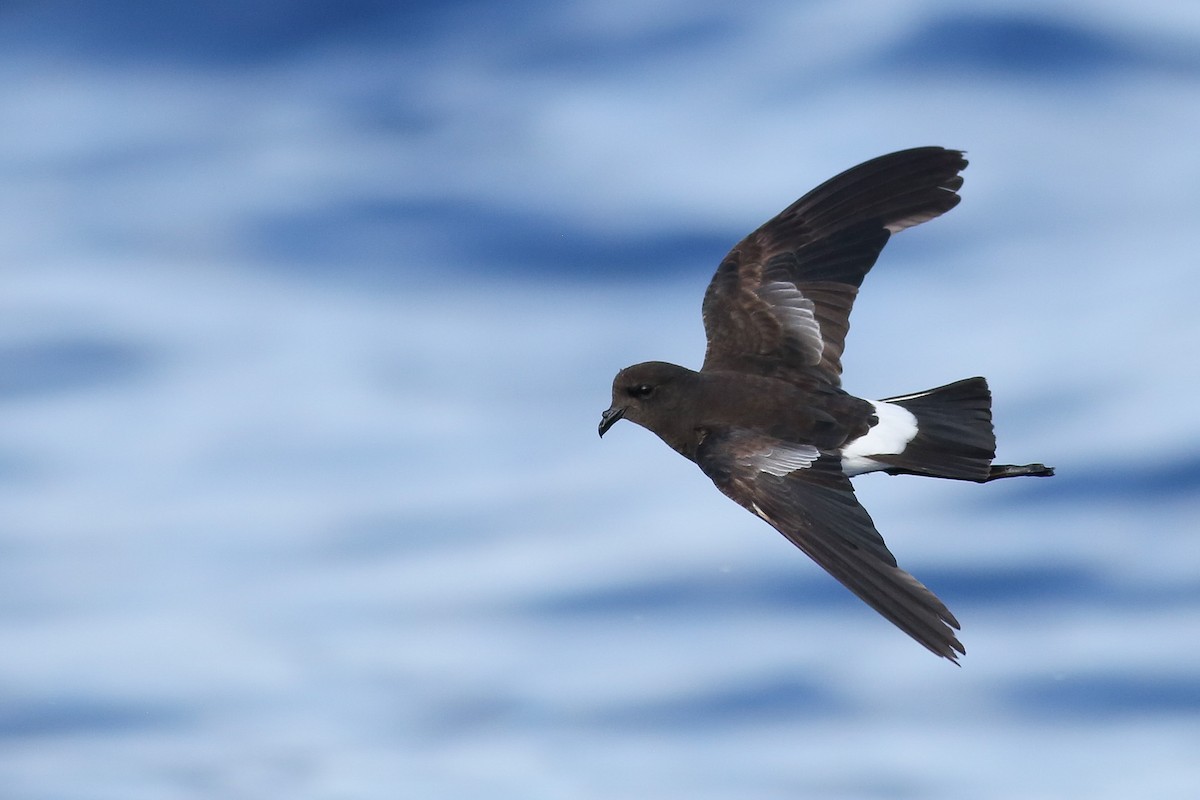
[598,361,695,439]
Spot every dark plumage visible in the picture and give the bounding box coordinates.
[599,147,1054,662]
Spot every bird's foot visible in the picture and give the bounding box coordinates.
[980,463,1055,482]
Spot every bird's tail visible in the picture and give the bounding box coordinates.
[875,377,1053,482]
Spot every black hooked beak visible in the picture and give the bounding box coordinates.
[598,406,626,438]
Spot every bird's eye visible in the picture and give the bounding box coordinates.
[628,384,655,399]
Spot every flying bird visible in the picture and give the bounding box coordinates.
[598,147,1053,662]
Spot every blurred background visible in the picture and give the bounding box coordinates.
[2,1,1199,798]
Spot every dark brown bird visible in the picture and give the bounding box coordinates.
[598,147,1054,662]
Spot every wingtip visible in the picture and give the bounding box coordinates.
[923,631,966,664]
[923,624,966,664]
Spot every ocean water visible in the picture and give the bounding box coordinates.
[2,3,1199,798]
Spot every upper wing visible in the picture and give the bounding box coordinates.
[701,147,968,386]
[695,426,964,661]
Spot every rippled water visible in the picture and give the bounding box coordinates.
[2,3,1199,798]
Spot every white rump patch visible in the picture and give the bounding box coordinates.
[747,442,820,476]
[757,281,822,361]
[841,400,918,476]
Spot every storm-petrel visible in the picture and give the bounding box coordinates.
[599,147,1053,661]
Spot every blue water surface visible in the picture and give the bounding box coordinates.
[2,3,1199,798]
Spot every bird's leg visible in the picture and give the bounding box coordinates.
[978,463,1055,482]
